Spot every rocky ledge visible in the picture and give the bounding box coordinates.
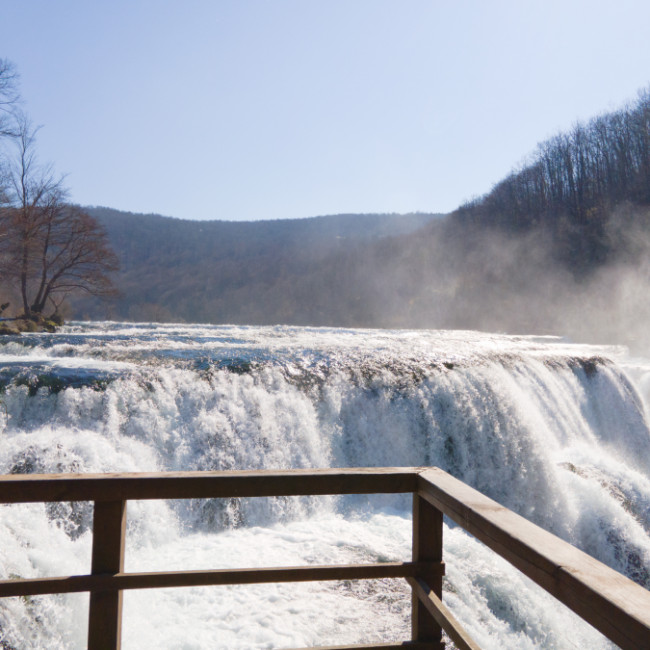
[0,315,63,335]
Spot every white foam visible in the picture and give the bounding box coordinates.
[0,324,647,648]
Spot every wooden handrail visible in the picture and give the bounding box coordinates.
[417,468,650,650]
[0,466,649,650]
[0,467,419,502]
[0,562,439,597]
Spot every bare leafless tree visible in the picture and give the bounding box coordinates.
[0,114,118,317]
[0,59,21,212]
[0,58,20,138]
[27,204,119,314]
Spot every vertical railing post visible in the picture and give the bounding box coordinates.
[88,500,127,650]
[412,492,444,648]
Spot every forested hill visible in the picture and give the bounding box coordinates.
[75,88,650,349]
[77,209,442,323]
[450,88,650,275]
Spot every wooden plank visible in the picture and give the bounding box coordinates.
[3,465,649,649]
[0,562,443,597]
[0,467,420,503]
[411,494,444,645]
[87,500,126,650]
[299,642,441,650]
[418,468,650,650]
[408,577,480,650]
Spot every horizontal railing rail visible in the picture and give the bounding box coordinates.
[0,562,428,597]
[0,467,648,650]
[417,468,650,650]
[0,467,419,502]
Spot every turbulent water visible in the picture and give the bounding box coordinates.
[1,322,650,649]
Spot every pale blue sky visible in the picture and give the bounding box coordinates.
[2,0,650,221]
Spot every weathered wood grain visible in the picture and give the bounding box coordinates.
[412,493,444,645]
[0,467,420,502]
[87,500,126,650]
[408,577,480,650]
[418,467,650,650]
[296,641,445,650]
[2,466,649,649]
[0,561,444,597]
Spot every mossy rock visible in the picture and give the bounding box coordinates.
[19,319,39,333]
[0,323,20,335]
[49,312,64,326]
[0,315,61,334]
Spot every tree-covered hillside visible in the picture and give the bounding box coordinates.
[452,88,650,275]
[75,209,442,324]
[73,85,650,350]
[36,81,650,350]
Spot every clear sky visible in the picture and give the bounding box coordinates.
[2,0,650,221]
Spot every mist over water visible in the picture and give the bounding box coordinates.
[0,323,649,648]
[355,207,650,352]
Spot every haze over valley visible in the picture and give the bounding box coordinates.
[72,85,650,353]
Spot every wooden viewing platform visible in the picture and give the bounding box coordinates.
[0,466,649,649]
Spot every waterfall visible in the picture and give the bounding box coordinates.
[0,323,648,648]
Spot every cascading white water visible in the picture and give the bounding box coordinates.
[0,323,649,648]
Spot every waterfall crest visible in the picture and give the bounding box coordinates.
[1,323,648,648]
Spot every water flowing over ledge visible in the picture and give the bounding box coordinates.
[1,323,649,648]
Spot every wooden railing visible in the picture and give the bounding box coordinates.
[0,467,649,649]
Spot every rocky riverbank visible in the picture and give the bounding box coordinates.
[0,315,62,335]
